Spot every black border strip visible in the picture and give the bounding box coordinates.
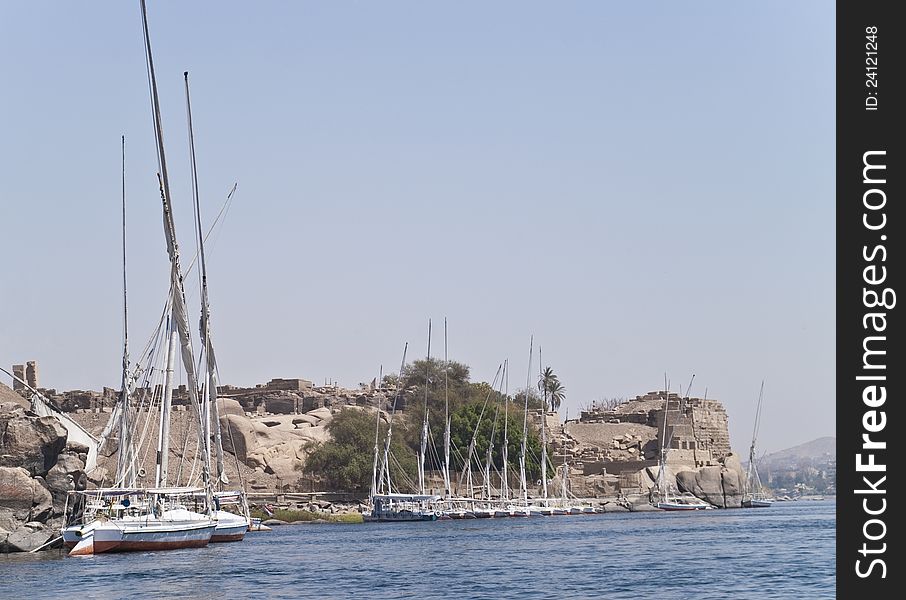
[837,1,901,594]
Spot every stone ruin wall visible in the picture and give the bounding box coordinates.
[571,391,734,476]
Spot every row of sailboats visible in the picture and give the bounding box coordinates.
[365,330,603,522]
[62,0,250,555]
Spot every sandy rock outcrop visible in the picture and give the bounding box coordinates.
[217,400,341,483]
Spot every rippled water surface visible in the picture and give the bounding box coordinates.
[1,500,834,599]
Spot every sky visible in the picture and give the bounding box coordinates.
[0,2,834,455]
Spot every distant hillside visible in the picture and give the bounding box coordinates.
[762,436,835,467]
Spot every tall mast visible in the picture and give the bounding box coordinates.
[519,336,533,504]
[657,374,670,499]
[184,71,226,486]
[539,346,548,503]
[418,319,431,495]
[155,325,177,488]
[561,409,569,503]
[442,319,451,498]
[484,383,503,501]
[747,381,765,496]
[115,135,136,488]
[370,382,383,498]
[378,344,408,495]
[140,0,208,500]
[501,359,509,501]
[459,364,503,498]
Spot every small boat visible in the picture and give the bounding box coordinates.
[209,491,251,542]
[742,382,774,509]
[248,518,272,532]
[657,493,715,511]
[742,498,774,508]
[364,494,442,522]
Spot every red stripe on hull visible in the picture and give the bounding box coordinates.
[93,538,211,554]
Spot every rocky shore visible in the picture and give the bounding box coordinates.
[0,401,87,552]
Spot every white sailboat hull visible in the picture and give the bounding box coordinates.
[742,499,774,508]
[70,510,215,555]
[211,510,249,542]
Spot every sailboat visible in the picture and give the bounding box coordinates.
[653,381,714,511]
[533,348,554,516]
[512,337,539,517]
[366,343,441,523]
[742,381,773,508]
[65,0,219,555]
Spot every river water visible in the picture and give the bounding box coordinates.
[1,500,834,599]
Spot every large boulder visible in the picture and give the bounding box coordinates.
[292,425,329,445]
[251,439,307,481]
[44,449,88,510]
[216,398,245,418]
[0,407,68,477]
[220,413,258,463]
[675,454,746,508]
[0,467,54,532]
[306,407,333,422]
[1,523,58,553]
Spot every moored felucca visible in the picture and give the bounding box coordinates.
[742,381,773,509]
[67,0,219,555]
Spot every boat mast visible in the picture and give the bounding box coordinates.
[747,381,765,497]
[155,325,177,488]
[656,374,670,500]
[519,336,533,504]
[484,389,502,501]
[442,319,451,498]
[459,364,503,499]
[538,346,549,504]
[418,320,431,495]
[184,71,227,487]
[561,409,569,503]
[140,0,208,500]
[501,359,509,502]
[115,135,136,488]
[370,383,382,499]
[378,344,408,495]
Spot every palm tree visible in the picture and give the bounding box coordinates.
[538,367,566,412]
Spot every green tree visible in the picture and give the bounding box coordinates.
[305,409,416,493]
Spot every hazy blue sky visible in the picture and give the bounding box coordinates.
[0,2,834,454]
